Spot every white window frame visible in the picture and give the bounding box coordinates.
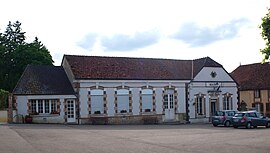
[255,89,261,98]
[223,94,233,110]
[30,99,58,114]
[195,95,205,116]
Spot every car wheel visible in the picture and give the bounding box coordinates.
[246,122,252,129]
[224,121,230,127]
[213,124,218,127]
[266,122,270,128]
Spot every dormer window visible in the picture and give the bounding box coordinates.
[254,90,261,98]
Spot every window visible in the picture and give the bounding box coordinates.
[195,95,205,116]
[90,89,104,114]
[227,111,236,116]
[223,94,233,110]
[248,112,257,118]
[45,100,50,113]
[30,100,36,113]
[163,89,174,109]
[38,100,43,113]
[255,90,261,98]
[142,89,153,112]
[51,100,57,113]
[29,99,59,114]
[117,89,129,113]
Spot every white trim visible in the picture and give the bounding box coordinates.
[90,89,103,95]
[75,80,190,83]
[117,89,129,95]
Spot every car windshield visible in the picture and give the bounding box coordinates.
[215,111,225,116]
[234,113,245,117]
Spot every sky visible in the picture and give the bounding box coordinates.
[1,0,270,72]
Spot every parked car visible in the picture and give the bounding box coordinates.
[232,111,270,129]
[212,110,238,127]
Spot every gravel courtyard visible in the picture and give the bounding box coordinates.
[1,123,270,153]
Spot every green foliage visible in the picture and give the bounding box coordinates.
[0,89,9,110]
[0,21,54,92]
[260,8,270,63]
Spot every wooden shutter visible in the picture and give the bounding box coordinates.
[260,103,264,114]
[266,103,270,117]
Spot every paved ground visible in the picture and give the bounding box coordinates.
[1,123,270,153]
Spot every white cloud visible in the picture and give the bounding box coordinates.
[0,0,270,72]
[171,18,251,47]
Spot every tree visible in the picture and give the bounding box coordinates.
[260,8,270,63]
[0,89,9,110]
[0,21,54,92]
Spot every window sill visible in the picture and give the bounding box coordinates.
[31,114,60,117]
[115,112,133,116]
[196,115,206,118]
[141,112,156,115]
[90,114,107,117]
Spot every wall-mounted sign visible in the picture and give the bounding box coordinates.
[206,82,222,92]
[205,82,222,87]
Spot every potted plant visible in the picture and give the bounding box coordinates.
[24,115,32,123]
[50,111,59,115]
[29,111,39,115]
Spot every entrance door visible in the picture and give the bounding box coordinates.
[67,99,76,123]
[210,99,218,116]
[164,89,175,120]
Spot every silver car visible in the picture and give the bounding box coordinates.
[232,111,270,129]
[212,110,238,127]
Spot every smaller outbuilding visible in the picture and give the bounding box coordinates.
[13,65,76,123]
[231,62,270,116]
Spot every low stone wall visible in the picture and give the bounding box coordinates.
[189,117,210,123]
[32,115,65,124]
[0,110,7,122]
[177,113,187,122]
[80,114,163,125]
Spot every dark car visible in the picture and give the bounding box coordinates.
[212,110,238,127]
[232,111,270,129]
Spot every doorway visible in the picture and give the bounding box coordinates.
[210,98,218,116]
[164,89,175,121]
[66,99,76,123]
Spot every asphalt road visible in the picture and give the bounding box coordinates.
[1,123,270,153]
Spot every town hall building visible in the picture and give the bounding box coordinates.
[12,55,238,124]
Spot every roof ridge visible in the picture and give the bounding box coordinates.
[64,54,192,62]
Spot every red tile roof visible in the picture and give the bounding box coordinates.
[231,63,270,90]
[63,55,222,80]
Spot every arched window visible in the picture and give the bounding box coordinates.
[223,93,233,110]
[195,94,205,116]
[90,89,104,114]
[141,89,153,112]
[117,89,129,113]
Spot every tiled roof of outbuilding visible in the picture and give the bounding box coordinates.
[13,65,75,95]
[63,55,222,80]
[231,63,270,90]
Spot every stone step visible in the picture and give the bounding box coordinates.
[162,120,182,125]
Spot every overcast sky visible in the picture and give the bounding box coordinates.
[1,0,270,72]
